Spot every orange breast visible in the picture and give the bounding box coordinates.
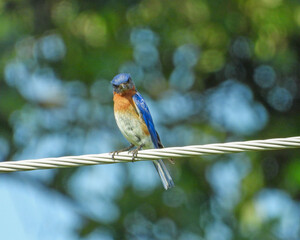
[113,90,150,136]
[113,90,137,113]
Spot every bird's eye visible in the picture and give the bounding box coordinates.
[113,84,118,88]
[127,78,131,83]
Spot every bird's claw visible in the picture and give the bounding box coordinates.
[111,150,121,160]
[129,144,144,162]
[129,149,138,162]
[111,144,135,160]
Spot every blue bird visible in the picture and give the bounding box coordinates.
[111,73,174,190]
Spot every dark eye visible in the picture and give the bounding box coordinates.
[127,78,131,83]
[113,84,118,88]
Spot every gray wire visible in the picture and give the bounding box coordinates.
[1,136,300,173]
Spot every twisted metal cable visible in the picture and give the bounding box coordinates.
[1,136,300,173]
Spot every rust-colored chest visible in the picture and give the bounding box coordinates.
[113,90,150,137]
[113,91,137,114]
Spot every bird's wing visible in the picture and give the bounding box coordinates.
[132,92,160,148]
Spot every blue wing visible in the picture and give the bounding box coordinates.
[132,92,160,148]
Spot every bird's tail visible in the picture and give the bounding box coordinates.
[153,159,175,190]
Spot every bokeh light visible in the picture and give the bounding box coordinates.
[0,0,299,239]
[254,65,276,89]
[205,80,268,135]
[267,86,293,112]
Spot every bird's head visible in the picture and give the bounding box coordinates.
[111,73,135,94]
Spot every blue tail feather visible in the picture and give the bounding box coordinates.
[153,159,175,190]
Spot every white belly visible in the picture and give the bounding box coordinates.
[114,112,154,149]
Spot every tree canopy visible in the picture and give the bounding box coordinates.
[0,0,300,239]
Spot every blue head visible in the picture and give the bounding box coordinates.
[111,73,135,94]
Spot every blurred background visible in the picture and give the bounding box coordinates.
[0,0,300,239]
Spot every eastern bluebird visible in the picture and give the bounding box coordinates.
[111,73,174,190]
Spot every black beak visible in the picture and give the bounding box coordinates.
[119,83,128,90]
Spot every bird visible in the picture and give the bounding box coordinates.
[111,73,174,190]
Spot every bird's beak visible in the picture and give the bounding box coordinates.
[119,83,127,90]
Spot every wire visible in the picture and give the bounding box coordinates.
[0,136,300,173]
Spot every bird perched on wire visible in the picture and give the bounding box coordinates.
[111,73,174,190]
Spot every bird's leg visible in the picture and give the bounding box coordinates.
[130,144,144,162]
[111,143,135,159]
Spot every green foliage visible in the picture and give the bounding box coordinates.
[0,0,300,239]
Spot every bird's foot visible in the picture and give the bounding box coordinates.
[129,144,144,162]
[111,144,135,159]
